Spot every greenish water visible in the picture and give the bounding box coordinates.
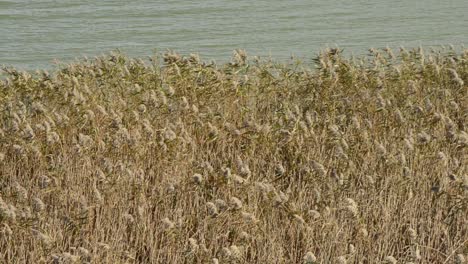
[1,0,467,70]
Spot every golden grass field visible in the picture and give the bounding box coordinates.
[0,47,467,263]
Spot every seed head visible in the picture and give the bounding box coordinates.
[32,197,45,213]
[404,138,414,151]
[207,122,219,139]
[132,83,142,93]
[328,124,341,137]
[97,242,110,250]
[303,251,317,263]
[299,121,309,133]
[417,131,431,144]
[31,229,53,246]
[376,93,386,109]
[181,96,190,110]
[275,163,286,176]
[305,112,314,127]
[165,85,175,96]
[83,109,95,121]
[223,167,232,182]
[61,252,80,263]
[78,247,90,258]
[241,211,258,224]
[231,174,247,184]
[413,246,421,260]
[240,165,251,178]
[214,199,228,211]
[308,210,321,220]
[0,198,16,222]
[38,175,51,189]
[359,227,368,238]
[162,217,175,230]
[23,123,35,140]
[137,104,147,113]
[191,104,199,113]
[78,133,94,148]
[188,238,199,252]
[46,131,60,145]
[93,185,103,204]
[340,138,349,150]
[206,202,218,216]
[71,76,79,87]
[407,228,417,241]
[408,80,417,93]
[273,191,289,206]
[293,214,306,225]
[344,198,359,217]
[122,213,134,223]
[9,120,19,132]
[396,152,406,165]
[455,254,466,264]
[32,102,46,114]
[348,244,356,254]
[14,183,28,201]
[311,160,327,176]
[449,101,460,112]
[458,131,468,146]
[164,128,177,142]
[202,161,214,174]
[447,68,460,79]
[230,197,243,210]
[239,231,250,241]
[395,109,405,123]
[337,256,347,264]
[436,151,448,165]
[229,245,242,259]
[335,145,348,160]
[1,223,12,237]
[192,173,203,184]
[351,116,360,129]
[384,256,397,264]
[220,247,232,258]
[375,141,387,157]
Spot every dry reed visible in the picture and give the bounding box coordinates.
[0,47,467,263]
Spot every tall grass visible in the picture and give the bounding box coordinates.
[0,47,467,263]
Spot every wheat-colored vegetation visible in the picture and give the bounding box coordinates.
[0,47,467,263]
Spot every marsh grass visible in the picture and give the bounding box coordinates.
[0,47,467,263]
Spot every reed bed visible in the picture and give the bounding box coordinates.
[0,47,467,263]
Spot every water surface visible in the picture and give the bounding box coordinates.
[1,0,467,70]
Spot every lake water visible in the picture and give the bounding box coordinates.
[1,0,467,70]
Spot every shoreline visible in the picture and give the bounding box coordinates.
[1,44,466,74]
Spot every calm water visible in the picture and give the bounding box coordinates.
[1,0,467,70]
